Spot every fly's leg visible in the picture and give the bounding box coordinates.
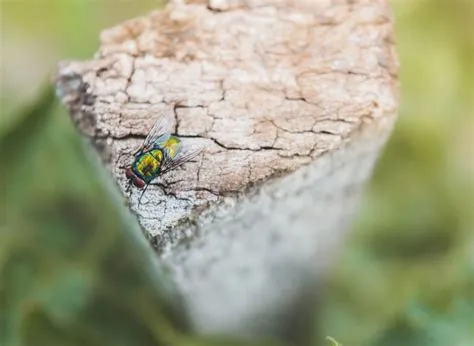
[137,183,151,207]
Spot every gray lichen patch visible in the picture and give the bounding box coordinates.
[56,0,398,250]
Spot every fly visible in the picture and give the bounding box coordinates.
[125,111,202,206]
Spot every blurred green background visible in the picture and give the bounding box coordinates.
[1,0,473,345]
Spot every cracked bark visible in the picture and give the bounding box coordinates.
[55,0,398,340]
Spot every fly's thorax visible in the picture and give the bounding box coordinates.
[132,148,164,183]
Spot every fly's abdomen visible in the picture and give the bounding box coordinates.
[133,149,163,183]
[158,135,181,159]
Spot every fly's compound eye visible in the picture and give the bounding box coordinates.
[125,167,134,179]
[133,177,146,188]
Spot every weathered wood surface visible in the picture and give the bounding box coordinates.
[56,0,398,339]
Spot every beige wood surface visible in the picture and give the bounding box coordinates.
[56,0,398,339]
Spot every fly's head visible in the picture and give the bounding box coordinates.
[125,167,146,189]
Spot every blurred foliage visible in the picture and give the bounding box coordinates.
[1,0,161,130]
[1,0,474,346]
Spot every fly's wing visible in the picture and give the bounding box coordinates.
[160,142,202,175]
[133,111,172,156]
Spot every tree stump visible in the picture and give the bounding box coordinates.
[56,0,398,340]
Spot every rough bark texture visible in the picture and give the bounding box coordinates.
[56,0,398,340]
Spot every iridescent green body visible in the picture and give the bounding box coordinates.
[131,135,181,184]
[125,115,202,205]
[132,148,164,184]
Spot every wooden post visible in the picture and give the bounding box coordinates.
[56,0,398,340]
